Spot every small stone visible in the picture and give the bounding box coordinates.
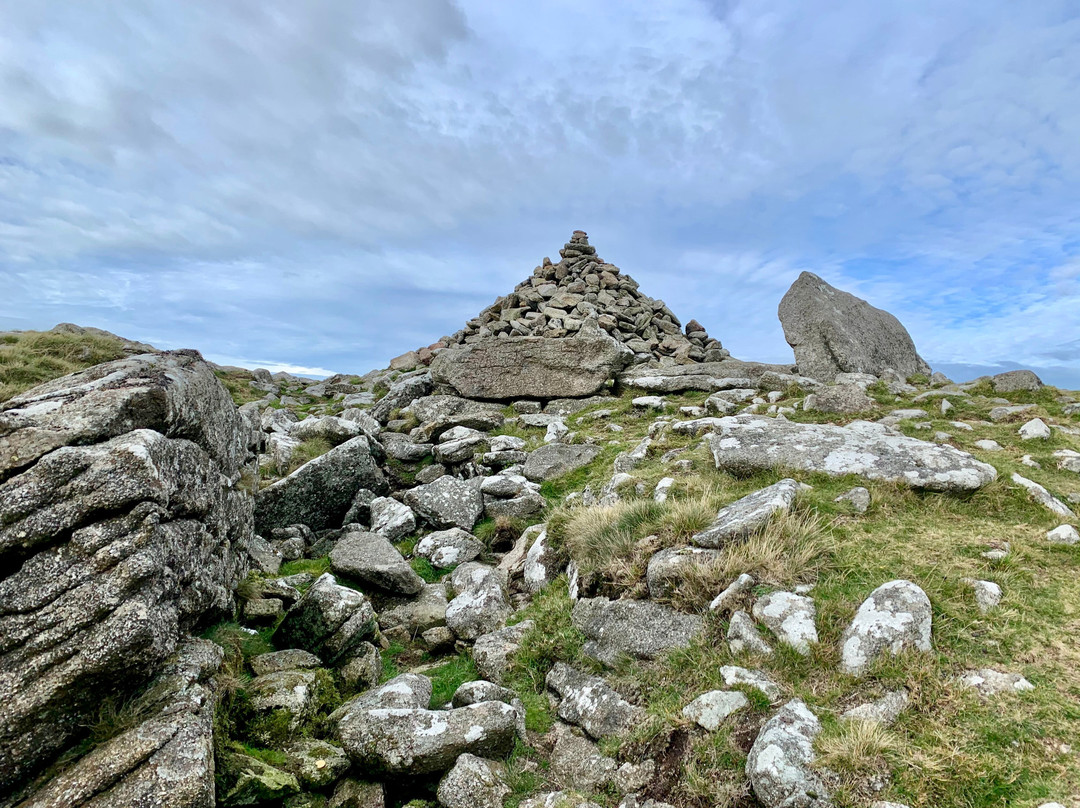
[1013,473,1075,518]
[653,477,675,503]
[980,543,1009,560]
[1047,524,1080,545]
[727,611,773,656]
[840,580,932,677]
[632,396,665,410]
[752,592,818,654]
[745,699,830,808]
[682,690,749,730]
[437,754,509,808]
[719,666,782,701]
[835,486,871,513]
[966,579,1002,613]
[960,668,1035,695]
[841,689,909,726]
[1019,418,1052,440]
[974,439,1004,452]
[709,573,756,613]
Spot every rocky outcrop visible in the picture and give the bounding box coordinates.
[255,435,385,533]
[0,352,253,794]
[778,271,930,382]
[431,319,633,401]
[708,416,997,492]
[14,638,222,808]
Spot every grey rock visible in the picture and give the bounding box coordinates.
[0,353,252,792]
[380,432,434,462]
[404,476,485,531]
[1012,473,1075,518]
[275,573,377,665]
[255,436,385,533]
[692,479,801,548]
[840,689,909,726]
[545,663,644,739]
[840,580,932,676]
[248,669,322,742]
[437,754,509,808]
[221,752,300,805]
[753,592,818,654]
[646,545,724,600]
[370,373,432,424]
[835,486,871,513]
[719,666,782,701]
[1047,524,1080,544]
[778,270,930,383]
[710,573,756,613]
[484,489,546,519]
[474,621,533,685]
[333,675,518,774]
[523,443,603,482]
[709,416,997,492]
[572,597,705,666]
[959,668,1034,695]
[524,529,566,594]
[682,690,750,730]
[967,579,1002,613]
[746,699,831,808]
[990,369,1043,392]
[989,404,1037,422]
[521,793,602,808]
[1019,418,1052,440]
[727,610,773,656]
[973,439,1004,452]
[446,563,511,641]
[290,415,363,446]
[330,529,424,596]
[286,739,350,790]
[550,724,617,792]
[14,639,222,808]
[803,384,875,414]
[339,643,382,693]
[415,527,485,567]
[431,320,633,400]
[328,778,384,808]
[251,649,323,677]
[369,497,417,541]
[377,584,449,634]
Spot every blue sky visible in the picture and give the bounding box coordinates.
[1,1,1079,385]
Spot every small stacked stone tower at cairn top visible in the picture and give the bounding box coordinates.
[446,230,728,365]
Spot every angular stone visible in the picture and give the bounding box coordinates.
[430,321,632,400]
[255,436,384,533]
[330,529,424,596]
[404,476,485,531]
[369,497,417,541]
[778,271,930,382]
[990,369,1043,392]
[803,384,875,413]
[727,611,773,656]
[289,415,363,446]
[446,563,511,641]
[524,529,566,594]
[1047,524,1080,544]
[329,779,385,808]
[752,592,818,654]
[709,416,997,492]
[523,443,603,482]
[545,663,644,739]
[709,573,756,613]
[840,689,909,726]
[415,527,485,567]
[572,597,705,666]
[719,666,782,701]
[275,574,377,665]
[437,753,509,808]
[959,668,1035,695]
[836,486,871,513]
[682,690,749,731]
[840,580,932,677]
[474,621,533,685]
[250,649,323,677]
[692,479,801,548]
[1012,473,1075,518]
[646,546,724,600]
[378,584,448,634]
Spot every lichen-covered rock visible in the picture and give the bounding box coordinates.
[752,592,818,655]
[437,753,509,808]
[719,666,782,701]
[682,690,749,731]
[369,496,417,541]
[431,319,633,401]
[692,479,801,548]
[523,443,603,482]
[247,668,322,743]
[524,528,566,594]
[545,662,644,739]
[840,580,932,677]
[959,668,1035,696]
[446,563,511,641]
[404,476,485,531]
[328,778,385,808]
[646,545,724,600]
[990,369,1043,392]
[289,415,363,446]
[285,739,351,790]
[803,384,875,414]
[474,621,533,685]
[221,752,301,806]
[377,584,449,634]
[370,373,432,424]
[572,597,705,666]
[275,573,377,665]
[415,527,485,568]
[332,675,518,774]
[14,639,223,808]
[840,689,909,726]
[778,270,930,382]
[709,417,996,492]
[255,436,385,533]
[330,529,424,596]
[0,352,252,793]
[746,699,831,807]
[727,611,773,656]
[250,649,323,677]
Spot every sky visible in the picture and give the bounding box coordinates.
[1,1,1079,385]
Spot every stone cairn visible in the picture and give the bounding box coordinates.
[446,231,728,365]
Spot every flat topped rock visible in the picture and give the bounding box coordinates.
[572,597,705,666]
[778,270,930,382]
[708,415,997,492]
[431,320,632,401]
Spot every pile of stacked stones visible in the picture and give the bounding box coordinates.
[446,231,728,365]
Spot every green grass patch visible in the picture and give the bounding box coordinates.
[427,653,479,708]
[0,329,129,402]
